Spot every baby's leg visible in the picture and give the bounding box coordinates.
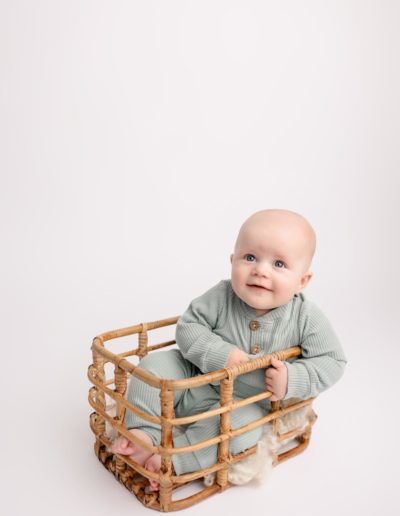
[172,402,266,475]
[115,349,198,490]
[124,349,197,444]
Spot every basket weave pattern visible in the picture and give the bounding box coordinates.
[88,316,317,512]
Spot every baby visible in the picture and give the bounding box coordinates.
[112,209,346,490]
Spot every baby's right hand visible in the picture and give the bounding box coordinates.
[226,347,249,367]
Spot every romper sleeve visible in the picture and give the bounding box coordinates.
[175,281,239,373]
[284,301,347,400]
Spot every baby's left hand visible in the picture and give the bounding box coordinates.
[265,357,288,401]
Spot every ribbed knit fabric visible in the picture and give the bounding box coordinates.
[124,349,265,475]
[124,280,346,475]
[175,280,347,401]
[172,399,265,475]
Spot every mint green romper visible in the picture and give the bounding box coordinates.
[125,280,347,475]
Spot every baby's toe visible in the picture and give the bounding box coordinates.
[112,436,135,455]
[148,479,160,492]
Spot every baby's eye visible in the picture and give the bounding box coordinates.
[274,260,286,269]
[245,254,256,262]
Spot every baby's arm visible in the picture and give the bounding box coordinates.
[282,301,347,400]
[176,282,247,372]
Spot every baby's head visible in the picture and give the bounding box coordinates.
[230,209,316,316]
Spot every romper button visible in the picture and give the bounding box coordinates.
[249,320,260,331]
[251,344,261,354]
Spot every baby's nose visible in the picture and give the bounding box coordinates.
[254,261,270,276]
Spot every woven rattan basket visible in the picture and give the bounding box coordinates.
[88,316,317,512]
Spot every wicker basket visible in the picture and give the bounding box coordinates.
[88,316,317,512]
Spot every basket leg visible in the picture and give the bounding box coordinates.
[216,378,234,489]
[159,384,174,511]
[91,338,107,442]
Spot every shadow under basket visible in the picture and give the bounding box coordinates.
[88,316,317,512]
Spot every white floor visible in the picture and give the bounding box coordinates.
[2,2,400,514]
[3,318,399,516]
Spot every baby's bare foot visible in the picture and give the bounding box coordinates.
[111,429,154,466]
[144,453,162,491]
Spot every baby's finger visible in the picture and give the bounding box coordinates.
[270,357,284,369]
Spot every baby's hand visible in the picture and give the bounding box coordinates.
[265,357,288,401]
[226,347,249,367]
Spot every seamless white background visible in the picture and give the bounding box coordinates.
[1,1,399,515]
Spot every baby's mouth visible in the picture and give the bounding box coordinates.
[247,284,272,292]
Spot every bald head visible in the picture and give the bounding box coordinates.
[234,209,316,272]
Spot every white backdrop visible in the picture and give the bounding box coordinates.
[1,1,399,515]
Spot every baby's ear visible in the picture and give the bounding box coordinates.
[230,254,234,264]
[297,271,313,292]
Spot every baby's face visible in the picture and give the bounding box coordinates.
[230,213,314,316]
